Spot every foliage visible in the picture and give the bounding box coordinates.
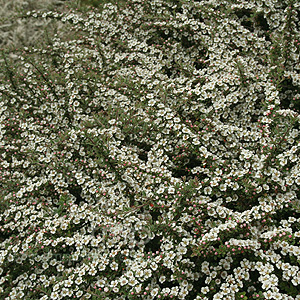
[0,0,300,299]
[78,0,127,9]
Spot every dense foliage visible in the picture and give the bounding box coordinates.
[0,0,300,299]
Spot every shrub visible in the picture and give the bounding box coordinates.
[0,0,300,299]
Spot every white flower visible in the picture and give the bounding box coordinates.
[177,246,187,255]
[151,288,159,297]
[50,292,59,300]
[192,138,200,145]
[119,277,128,286]
[128,278,138,286]
[108,119,116,125]
[144,269,152,278]
[168,186,175,194]
[135,269,144,277]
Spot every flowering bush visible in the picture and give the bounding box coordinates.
[0,0,300,299]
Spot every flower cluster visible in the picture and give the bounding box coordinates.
[0,0,300,299]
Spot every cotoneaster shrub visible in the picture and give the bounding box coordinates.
[0,0,300,299]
